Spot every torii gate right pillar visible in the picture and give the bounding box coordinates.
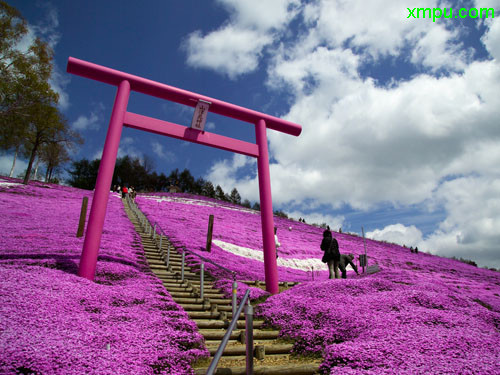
[256,119,279,295]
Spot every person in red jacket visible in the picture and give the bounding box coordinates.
[122,186,128,199]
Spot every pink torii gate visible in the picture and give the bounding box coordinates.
[67,57,301,294]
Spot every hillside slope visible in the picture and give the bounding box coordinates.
[0,180,207,374]
[138,192,500,374]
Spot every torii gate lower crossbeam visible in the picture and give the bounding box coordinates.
[67,57,301,294]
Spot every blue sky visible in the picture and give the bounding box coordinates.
[2,0,500,269]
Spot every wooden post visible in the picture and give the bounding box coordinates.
[206,214,214,252]
[362,226,368,273]
[76,197,89,237]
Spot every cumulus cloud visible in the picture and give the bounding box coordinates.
[183,0,300,78]
[185,27,272,79]
[195,0,500,269]
[287,210,344,230]
[151,141,176,162]
[205,154,257,198]
[367,224,424,248]
[92,137,143,161]
[480,10,500,60]
[71,104,104,131]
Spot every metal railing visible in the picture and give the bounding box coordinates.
[207,289,253,375]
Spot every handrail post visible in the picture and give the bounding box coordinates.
[166,244,170,268]
[159,234,163,254]
[245,300,254,375]
[181,251,185,282]
[206,290,251,375]
[232,281,238,317]
[200,263,204,300]
[153,223,157,240]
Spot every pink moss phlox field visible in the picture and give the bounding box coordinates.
[136,192,500,374]
[257,270,500,374]
[0,179,208,374]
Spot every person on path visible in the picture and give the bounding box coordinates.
[274,226,280,259]
[339,253,359,279]
[321,230,340,279]
[122,186,128,199]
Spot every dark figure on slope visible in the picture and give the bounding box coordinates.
[321,230,341,279]
[339,253,359,279]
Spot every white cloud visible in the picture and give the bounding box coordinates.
[480,12,500,60]
[367,224,423,248]
[49,65,70,110]
[196,0,500,269]
[185,27,272,79]
[216,0,300,32]
[71,104,104,131]
[183,0,299,78]
[151,141,176,162]
[205,154,259,200]
[287,210,344,230]
[421,176,500,268]
[92,137,143,161]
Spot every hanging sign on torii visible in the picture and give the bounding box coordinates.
[66,57,302,294]
[191,99,211,131]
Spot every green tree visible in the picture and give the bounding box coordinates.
[21,104,81,184]
[202,181,215,198]
[179,168,195,193]
[0,2,78,184]
[40,141,70,182]
[215,185,226,201]
[242,199,251,208]
[192,177,205,195]
[229,188,241,205]
[67,158,100,190]
[0,2,57,118]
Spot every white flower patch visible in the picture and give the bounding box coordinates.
[213,239,328,272]
[0,179,21,188]
[143,195,258,215]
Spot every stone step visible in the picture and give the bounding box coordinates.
[188,311,245,320]
[179,303,235,312]
[173,297,231,305]
[161,280,217,290]
[144,253,183,261]
[170,291,225,299]
[207,343,294,356]
[194,319,266,330]
[199,329,279,341]
[193,363,320,375]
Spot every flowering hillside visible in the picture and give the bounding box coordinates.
[2,183,498,374]
[0,179,207,374]
[137,192,500,374]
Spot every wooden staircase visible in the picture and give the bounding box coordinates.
[124,201,322,374]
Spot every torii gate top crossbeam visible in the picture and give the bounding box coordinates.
[67,57,301,137]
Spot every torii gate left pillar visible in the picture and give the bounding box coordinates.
[67,57,301,295]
